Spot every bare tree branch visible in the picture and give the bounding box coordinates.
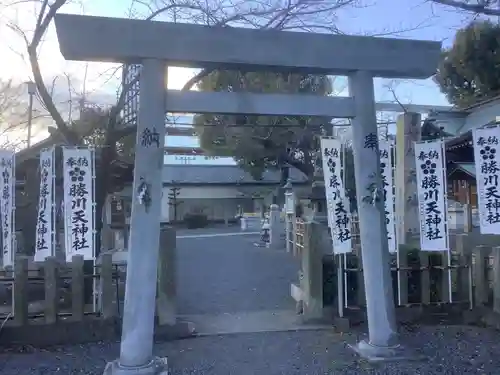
[8,0,81,144]
[0,79,44,149]
[383,80,408,113]
[430,0,500,16]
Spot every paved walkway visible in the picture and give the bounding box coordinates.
[176,231,302,334]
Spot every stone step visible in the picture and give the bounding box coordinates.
[179,309,332,335]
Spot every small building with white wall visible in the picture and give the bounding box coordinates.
[161,164,309,223]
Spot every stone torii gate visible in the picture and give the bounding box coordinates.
[54,14,441,374]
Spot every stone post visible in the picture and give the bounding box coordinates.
[240,216,247,231]
[269,204,282,249]
[493,246,500,314]
[395,112,421,245]
[394,112,421,306]
[347,71,400,361]
[156,226,176,326]
[300,221,324,320]
[104,59,168,375]
[464,203,472,233]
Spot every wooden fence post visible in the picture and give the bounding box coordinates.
[473,245,489,307]
[355,244,365,307]
[156,226,176,326]
[13,256,28,326]
[292,219,298,256]
[440,251,451,303]
[419,253,430,305]
[398,248,409,306]
[454,234,470,302]
[285,214,292,253]
[493,246,500,314]
[100,253,114,319]
[44,257,58,324]
[71,255,85,321]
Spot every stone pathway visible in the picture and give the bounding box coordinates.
[176,231,301,334]
[182,309,330,335]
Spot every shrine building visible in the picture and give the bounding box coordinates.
[422,95,500,208]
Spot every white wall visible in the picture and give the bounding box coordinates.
[463,101,500,133]
[161,185,248,222]
[108,185,254,223]
[173,186,240,199]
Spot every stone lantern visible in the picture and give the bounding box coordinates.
[283,178,295,215]
[309,155,328,225]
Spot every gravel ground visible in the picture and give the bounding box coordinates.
[2,325,500,374]
[176,234,299,315]
[6,232,500,373]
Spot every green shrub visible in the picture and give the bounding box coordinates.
[321,246,446,307]
[184,213,208,229]
[322,256,337,306]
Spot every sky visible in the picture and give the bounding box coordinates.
[0,0,490,164]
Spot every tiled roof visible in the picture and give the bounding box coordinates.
[163,165,308,185]
[449,162,476,178]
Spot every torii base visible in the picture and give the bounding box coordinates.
[348,339,424,363]
[103,357,169,375]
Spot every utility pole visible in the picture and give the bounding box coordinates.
[168,181,183,222]
[26,81,36,148]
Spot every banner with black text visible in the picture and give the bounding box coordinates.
[63,147,95,261]
[35,148,56,262]
[320,137,352,254]
[415,140,448,252]
[0,150,15,268]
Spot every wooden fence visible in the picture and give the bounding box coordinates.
[0,227,179,346]
[290,215,360,257]
[289,220,500,323]
[0,254,119,326]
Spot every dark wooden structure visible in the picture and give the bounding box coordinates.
[445,131,477,207]
[422,118,477,207]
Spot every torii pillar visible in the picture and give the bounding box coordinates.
[107,59,168,374]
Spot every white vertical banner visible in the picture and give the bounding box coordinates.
[34,148,56,262]
[320,137,352,254]
[63,147,95,261]
[415,140,449,251]
[473,126,500,234]
[379,141,396,253]
[0,150,15,268]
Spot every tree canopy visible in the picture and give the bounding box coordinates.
[194,71,333,181]
[434,20,500,108]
